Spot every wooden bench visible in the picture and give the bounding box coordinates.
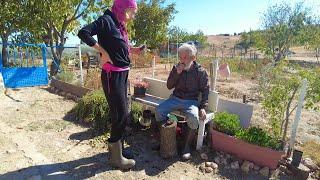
[131,77,219,150]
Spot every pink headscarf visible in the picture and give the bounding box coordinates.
[111,0,137,48]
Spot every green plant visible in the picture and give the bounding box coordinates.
[130,102,143,124]
[213,112,241,136]
[235,126,281,150]
[56,70,75,83]
[72,90,110,133]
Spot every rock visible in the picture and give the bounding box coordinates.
[302,158,319,171]
[214,156,220,164]
[205,162,212,167]
[248,162,254,169]
[200,153,208,160]
[199,164,206,172]
[27,175,41,180]
[238,159,243,165]
[241,161,251,173]
[230,161,239,169]
[66,93,73,100]
[221,157,228,165]
[253,164,260,171]
[279,165,287,172]
[226,153,231,159]
[205,167,213,173]
[259,167,270,177]
[210,162,218,169]
[269,169,280,180]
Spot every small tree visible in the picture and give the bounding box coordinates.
[254,2,314,61]
[238,31,254,57]
[132,0,176,50]
[260,61,320,144]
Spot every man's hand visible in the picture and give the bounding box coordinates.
[176,63,185,74]
[199,108,207,121]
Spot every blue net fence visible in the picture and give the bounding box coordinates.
[0,43,49,88]
[0,43,86,89]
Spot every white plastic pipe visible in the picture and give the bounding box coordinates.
[78,45,84,86]
[289,78,308,151]
[152,56,156,78]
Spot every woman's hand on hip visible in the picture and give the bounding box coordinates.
[100,51,113,65]
[92,43,113,65]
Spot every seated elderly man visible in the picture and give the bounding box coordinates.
[155,43,209,160]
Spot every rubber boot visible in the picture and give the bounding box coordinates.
[181,127,196,161]
[108,140,135,170]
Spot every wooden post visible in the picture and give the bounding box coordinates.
[160,122,177,158]
[210,60,218,91]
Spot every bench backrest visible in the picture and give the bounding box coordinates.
[217,98,253,128]
[143,77,219,112]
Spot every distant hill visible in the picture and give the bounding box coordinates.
[206,35,241,48]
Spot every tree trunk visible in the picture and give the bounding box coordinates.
[160,122,177,158]
[1,35,9,67]
[281,88,298,143]
[49,36,65,76]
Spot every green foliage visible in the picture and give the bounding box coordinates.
[130,102,143,124]
[168,26,207,46]
[213,112,241,136]
[132,0,176,49]
[260,61,320,141]
[238,31,255,54]
[56,70,75,83]
[235,127,281,150]
[299,68,320,111]
[252,2,319,58]
[213,112,281,150]
[72,90,110,133]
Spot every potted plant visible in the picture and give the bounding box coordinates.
[211,112,284,169]
[132,79,149,97]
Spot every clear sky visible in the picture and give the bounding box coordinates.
[166,0,320,35]
[66,0,320,45]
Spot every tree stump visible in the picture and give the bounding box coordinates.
[160,122,177,158]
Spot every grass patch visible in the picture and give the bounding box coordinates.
[302,141,320,166]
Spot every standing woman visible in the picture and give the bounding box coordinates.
[78,0,144,169]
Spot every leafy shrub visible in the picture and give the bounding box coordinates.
[213,112,241,136]
[235,127,281,150]
[72,90,110,133]
[213,112,281,150]
[56,70,75,83]
[130,102,143,124]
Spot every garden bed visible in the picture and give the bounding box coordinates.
[50,78,92,97]
[211,129,284,169]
